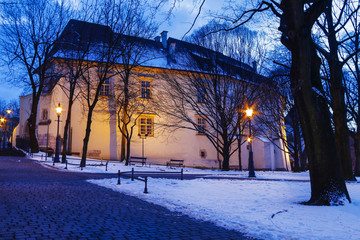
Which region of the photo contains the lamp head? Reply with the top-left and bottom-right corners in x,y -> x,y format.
247,137 -> 251,143
6,109 -> 11,114
56,103 -> 62,116
0,117 -> 4,123
246,109 -> 253,117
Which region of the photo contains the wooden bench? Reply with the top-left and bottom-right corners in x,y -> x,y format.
166,159 -> 184,167
129,156 -> 147,166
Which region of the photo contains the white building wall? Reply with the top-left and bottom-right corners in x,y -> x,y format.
18,66 -> 290,170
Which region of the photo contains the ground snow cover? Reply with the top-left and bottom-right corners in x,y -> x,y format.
33,154 -> 360,240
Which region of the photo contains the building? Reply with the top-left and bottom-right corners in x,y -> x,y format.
15,20 -> 290,170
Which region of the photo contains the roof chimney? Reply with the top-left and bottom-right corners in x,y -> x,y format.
155,36 -> 160,42
161,31 -> 168,49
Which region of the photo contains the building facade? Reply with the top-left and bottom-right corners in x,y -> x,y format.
16,20 -> 290,170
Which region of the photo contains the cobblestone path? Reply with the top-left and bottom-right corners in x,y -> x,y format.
0,156 -> 254,240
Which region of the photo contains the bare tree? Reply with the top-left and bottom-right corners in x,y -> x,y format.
188,22 -> 270,170
211,0 -> 350,204
313,0 -> 359,181
341,0 -> 360,176
53,18 -> 99,164
111,25 -> 158,164
113,71 -> 154,165
78,32 -> 119,168
76,0 -> 159,167
0,0 -> 71,152
157,29 -> 264,170
258,46 -> 308,172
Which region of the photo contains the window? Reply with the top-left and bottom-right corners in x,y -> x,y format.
196,116 -> 206,135
41,109 -> 48,120
200,150 -> 207,158
138,116 -> 154,136
140,80 -> 151,99
196,85 -> 206,103
100,78 -> 110,96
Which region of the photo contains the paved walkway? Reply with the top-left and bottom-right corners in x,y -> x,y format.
0,156 -> 254,240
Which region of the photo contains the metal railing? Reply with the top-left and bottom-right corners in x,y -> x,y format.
30,152 -> 111,171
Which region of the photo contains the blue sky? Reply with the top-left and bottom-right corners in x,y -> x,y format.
158,0 -> 221,39
0,82 -> 23,103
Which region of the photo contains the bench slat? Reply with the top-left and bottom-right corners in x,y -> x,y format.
166,159 -> 184,167
129,156 -> 147,166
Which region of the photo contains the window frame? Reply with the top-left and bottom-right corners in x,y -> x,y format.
138,115 -> 154,137
140,80 -> 151,99
139,76 -> 153,100
41,109 -> 48,121
100,78 -> 111,96
196,116 -> 207,135
195,79 -> 207,104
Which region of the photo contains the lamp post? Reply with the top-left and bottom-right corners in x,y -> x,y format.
138,133 -> 148,159
0,117 -> 4,149
6,109 -> 12,148
246,108 -> 256,178
54,103 -> 62,163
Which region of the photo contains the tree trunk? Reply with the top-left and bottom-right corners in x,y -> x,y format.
325,5 -> 354,181
221,140 -> 231,171
329,67 -> 354,180
282,0 -> 350,205
292,120 -> 301,172
125,136 -> 131,166
237,133 -> 242,171
61,97 -> 74,163
354,132 -> 360,176
120,77 -> 130,162
354,30 -> 360,177
120,118 -> 127,162
300,147 -> 307,171
292,151 -> 300,172
80,107 -> 94,168
28,93 -> 41,153
292,43 -> 350,205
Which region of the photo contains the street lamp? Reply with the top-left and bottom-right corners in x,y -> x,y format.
6,110 -> 12,147
54,103 -> 62,163
246,108 -> 256,178
0,117 -> 5,149
138,133 -> 148,159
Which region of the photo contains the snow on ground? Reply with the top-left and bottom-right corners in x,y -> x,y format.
32,153 -> 360,240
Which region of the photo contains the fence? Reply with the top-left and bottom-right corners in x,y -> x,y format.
29,152 -> 110,171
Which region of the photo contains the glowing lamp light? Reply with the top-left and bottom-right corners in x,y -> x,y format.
0,117 -> 4,123
246,109 -> 253,117
247,137 -> 251,143
6,109 -> 11,114
56,103 -> 62,116
54,103 -> 62,163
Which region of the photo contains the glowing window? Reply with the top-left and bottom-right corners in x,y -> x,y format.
140,80 -> 151,99
100,78 -> 110,96
138,116 -> 154,136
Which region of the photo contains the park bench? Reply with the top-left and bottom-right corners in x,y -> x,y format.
40,147 -> 54,157
129,156 -> 147,166
166,159 -> 184,167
